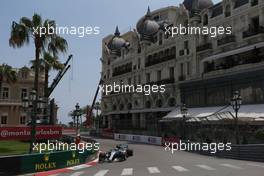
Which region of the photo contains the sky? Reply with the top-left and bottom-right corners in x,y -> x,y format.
0,0 -> 220,124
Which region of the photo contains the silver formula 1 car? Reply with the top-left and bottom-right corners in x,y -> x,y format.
99,144 -> 133,162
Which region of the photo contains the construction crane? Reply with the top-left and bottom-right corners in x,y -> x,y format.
48,54 -> 73,97
48,54 -> 73,124
85,79 -> 103,127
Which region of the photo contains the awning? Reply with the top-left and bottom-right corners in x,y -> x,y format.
202,42 -> 264,63
162,104 -> 264,122
130,107 -> 174,113
103,107 -> 174,116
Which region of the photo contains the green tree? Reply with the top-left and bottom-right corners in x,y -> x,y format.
0,64 -> 17,99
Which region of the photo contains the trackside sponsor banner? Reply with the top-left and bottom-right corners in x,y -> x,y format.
114,133 -> 162,145
0,126 -> 62,140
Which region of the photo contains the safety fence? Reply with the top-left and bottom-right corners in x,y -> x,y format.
114,133 -> 162,145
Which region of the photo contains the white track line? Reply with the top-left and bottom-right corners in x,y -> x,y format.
196,164 -> 216,171
172,166 -> 189,172
220,163 -> 242,169
247,163 -> 264,168
70,171 -> 85,176
121,168 -> 133,175
147,167 -> 160,174
94,169 -> 109,176
68,164 -> 91,170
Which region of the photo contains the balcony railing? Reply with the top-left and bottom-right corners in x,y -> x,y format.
179,50 -> 184,56
204,55 -> 264,74
112,68 -> 132,77
0,99 -> 21,104
243,26 -> 264,38
145,54 -> 175,67
217,35 -> 236,46
196,43 -> 212,52
234,0 -> 249,9
112,63 -> 132,77
145,78 -> 175,85
179,49 -> 189,56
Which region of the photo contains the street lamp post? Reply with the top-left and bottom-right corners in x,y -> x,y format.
230,91 -> 242,144
180,104 -> 188,140
94,102 -> 100,135
22,90 -> 46,153
74,103 -> 81,136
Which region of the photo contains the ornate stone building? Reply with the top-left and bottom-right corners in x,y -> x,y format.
101,0 -> 264,135
0,67 -> 58,126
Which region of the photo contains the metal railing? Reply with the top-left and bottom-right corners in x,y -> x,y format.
243,26 -> 264,38
0,98 -> 21,103
196,43 -> 212,52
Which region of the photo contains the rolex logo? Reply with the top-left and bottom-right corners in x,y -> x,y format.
72,151 -> 76,158
44,154 -> 49,162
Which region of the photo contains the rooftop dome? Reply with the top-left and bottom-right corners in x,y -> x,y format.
136,7 -> 160,42
107,26 -> 129,56
183,0 -> 213,11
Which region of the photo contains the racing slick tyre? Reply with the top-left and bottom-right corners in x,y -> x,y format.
127,149 -> 133,157
99,152 -> 106,162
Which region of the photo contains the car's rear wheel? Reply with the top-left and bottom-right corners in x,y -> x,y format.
127,149 -> 133,156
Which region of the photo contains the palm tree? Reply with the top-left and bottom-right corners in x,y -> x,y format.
9,14 -> 63,153
0,64 -> 17,99
45,35 -> 68,99
68,105 -> 94,127
9,14 -> 55,101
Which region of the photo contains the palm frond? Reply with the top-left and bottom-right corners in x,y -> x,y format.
9,21 -> 30,48
32,13 -> 42,28
48,35 -> 68,56
0,64 -> 18,83
20,17 -> 32,29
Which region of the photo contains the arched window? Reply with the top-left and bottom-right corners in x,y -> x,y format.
203,14 -> 208,26
168,98 -> 176,107
159,51 -> 164,59
159,32 -> 163,45
165,49 -> 170,56
153,53 -> 158,59
170,46 -> 176,56
134,100 -> 138,107
225,5 -> 231,17
127,103 -> 132,110
119,104 -> 124,110
145,101 -> 151,108
156,99 -> 163,108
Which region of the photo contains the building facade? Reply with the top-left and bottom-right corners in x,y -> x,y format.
101,0 -> 264,135
0,66 -> 52,126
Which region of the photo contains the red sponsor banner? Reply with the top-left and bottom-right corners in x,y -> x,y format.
162,137 -> 180,146
62,128 -> 76,135
0,126 -> 62,140
101,132 -> 114,139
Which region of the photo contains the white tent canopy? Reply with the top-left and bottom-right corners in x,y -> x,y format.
162,104 -> 264,122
